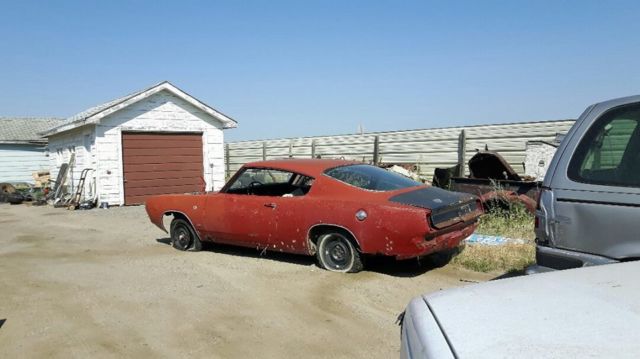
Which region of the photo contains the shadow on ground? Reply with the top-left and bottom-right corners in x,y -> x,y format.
156,237 -> 440,278
492,269 -> 526,281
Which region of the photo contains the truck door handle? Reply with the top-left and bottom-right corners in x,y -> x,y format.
264,203 -> 277,209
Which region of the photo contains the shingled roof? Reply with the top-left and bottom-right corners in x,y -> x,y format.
0,117 -> 64,145
42,81 -> 237,136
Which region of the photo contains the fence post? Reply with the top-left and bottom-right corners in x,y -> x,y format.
225,143 -> 230,179
457,130 -> 466,176
262,142 -> 267,161
373,136 -> 380,165
311,139 -> 316,158
289,140 -> 293,158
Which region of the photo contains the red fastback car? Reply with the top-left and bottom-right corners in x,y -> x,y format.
145,159 -> 482,273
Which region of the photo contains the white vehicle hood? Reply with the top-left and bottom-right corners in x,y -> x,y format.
424,261 -> 640,358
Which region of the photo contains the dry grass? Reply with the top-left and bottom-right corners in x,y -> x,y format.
453,203 -> 536,273
453,243 -> 535,273
475,204 -> 535,241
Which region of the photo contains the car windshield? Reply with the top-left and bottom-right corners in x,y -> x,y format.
324,164 -> 422,191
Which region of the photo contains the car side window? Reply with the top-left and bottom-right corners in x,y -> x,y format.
226,168 -> 314,196
229,168 -> 293,189
568,103 -> 640,188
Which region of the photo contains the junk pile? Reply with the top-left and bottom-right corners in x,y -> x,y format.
433,150 -> 540,213
3,153 -> 98,210
0,183 -> 26,205
47,154 -> 97,210
32,171 -> 50,188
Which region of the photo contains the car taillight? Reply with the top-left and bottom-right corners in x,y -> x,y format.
535,186 -> 550,210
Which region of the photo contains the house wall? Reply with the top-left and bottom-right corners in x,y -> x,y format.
47,126 -> 97,198
0,144 -> 50,183
95,90 -> 225,205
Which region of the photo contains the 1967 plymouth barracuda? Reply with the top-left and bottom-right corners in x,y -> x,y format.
145,159 -> 482,273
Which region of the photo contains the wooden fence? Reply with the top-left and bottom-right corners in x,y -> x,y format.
226,120 -> 576,180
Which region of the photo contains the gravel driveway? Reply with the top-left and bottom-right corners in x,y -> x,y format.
0,204 -> 490,358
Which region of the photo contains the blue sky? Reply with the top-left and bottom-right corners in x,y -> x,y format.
1,1 -> 640,141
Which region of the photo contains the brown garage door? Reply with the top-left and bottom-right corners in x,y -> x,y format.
122,132 -> 204,205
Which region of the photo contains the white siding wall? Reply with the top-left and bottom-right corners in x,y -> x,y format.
95,90 -> 225,205
48,127 -> 96,196
0,144 -> 50,183
524,141 -> 558,181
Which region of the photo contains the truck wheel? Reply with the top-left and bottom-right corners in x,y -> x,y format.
170,218 -> 202,252
316,232 -> 363,273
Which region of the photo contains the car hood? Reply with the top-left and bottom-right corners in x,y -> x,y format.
468,150 -> 521,181
422,262 -> 640,358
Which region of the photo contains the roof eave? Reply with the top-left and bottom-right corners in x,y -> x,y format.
41,121 -> 90,137
85,83 -> 239,127
162,82 -> 238,128
44,81 -> 238,136
0,140 -> 48,145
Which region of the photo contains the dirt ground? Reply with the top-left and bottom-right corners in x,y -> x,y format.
0,203 -> 492,358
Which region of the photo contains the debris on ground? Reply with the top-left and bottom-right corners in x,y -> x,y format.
465,233 -> 527,246
0,183 -> 25,205
32,171 -> 50,188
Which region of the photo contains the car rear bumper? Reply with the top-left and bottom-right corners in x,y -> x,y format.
530,244 -> 619,272
395,220 -> 477,260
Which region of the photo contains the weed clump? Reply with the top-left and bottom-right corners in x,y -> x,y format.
453,200 -> 536,273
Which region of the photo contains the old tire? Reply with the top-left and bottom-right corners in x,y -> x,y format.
170,218 -> 202,252
427,247 -> 460,268
316,232 -> 363,273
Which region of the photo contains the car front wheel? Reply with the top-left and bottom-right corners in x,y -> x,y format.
316,232 -> 363,273
170,218 -> 202,252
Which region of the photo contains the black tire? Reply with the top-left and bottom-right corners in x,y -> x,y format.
427,247 -> 461,268
316,232 -> 363,273
170,218 -> 202,252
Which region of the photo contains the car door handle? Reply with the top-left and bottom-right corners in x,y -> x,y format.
264,203 -> 277,209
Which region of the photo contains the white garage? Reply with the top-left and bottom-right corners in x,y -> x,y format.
42,81 -> 237,206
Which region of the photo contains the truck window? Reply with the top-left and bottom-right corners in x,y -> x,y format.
568,103 -> 640,188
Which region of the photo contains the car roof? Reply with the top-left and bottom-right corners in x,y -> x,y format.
243,159 -> 361,177
420,261 -> 640,357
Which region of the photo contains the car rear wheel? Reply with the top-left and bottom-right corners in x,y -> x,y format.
316,232 -> 363,273
170,218 -> 202,252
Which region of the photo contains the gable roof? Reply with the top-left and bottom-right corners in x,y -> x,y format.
0,117 -> 65,145
42,81 -> 238,136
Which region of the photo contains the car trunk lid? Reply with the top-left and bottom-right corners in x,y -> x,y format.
389,186 -> 480,229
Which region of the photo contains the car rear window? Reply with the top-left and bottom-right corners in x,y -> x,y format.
324,164 -> 422,191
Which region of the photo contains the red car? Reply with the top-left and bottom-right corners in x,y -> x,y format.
145,159 -> 482,273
